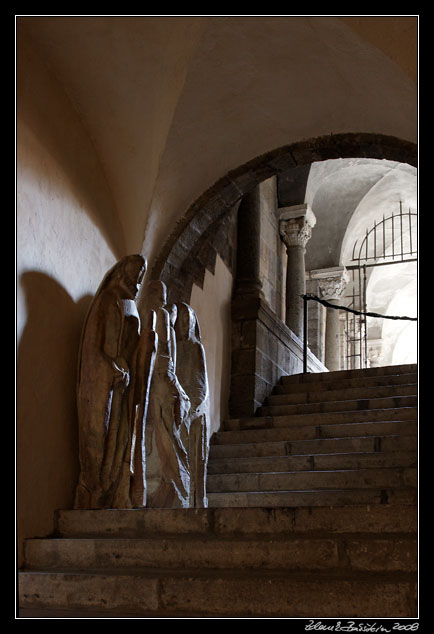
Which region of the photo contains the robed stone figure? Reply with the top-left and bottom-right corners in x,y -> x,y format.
144,281 -> 192,508
175,302 -> 210,508
74,254 -> 150,509
74,259 -> 211,510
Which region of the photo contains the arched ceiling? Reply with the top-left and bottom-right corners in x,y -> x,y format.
17,15 -> 417,268
300,158 -> 417,271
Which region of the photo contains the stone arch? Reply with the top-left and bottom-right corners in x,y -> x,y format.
151,132 -> 416,304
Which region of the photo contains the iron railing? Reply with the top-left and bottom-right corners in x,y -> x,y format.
344,203 -> 417,369
301,293 -> 417,374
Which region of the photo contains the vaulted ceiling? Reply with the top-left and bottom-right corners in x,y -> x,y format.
18,16 -> 417,267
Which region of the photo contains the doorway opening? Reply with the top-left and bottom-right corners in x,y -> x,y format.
343,203 -> 417,369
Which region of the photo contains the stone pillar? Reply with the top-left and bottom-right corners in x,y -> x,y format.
230,193 -> 326,418
305,275 -> 327,364
234,186 -> 263,299
279,205 -> 316,339
313,267 -> 349,372
230,185 -> 264,417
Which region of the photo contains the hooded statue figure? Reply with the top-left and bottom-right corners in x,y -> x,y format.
144,281 -> 191,508
74,254 -> 147,509
175,302 -> 210,508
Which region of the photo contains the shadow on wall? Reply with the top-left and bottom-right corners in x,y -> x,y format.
17,271 -> 92,564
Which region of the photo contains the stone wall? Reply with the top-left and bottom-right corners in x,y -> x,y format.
230,294 -> 327,417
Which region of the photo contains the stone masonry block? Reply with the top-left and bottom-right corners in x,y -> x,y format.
232,348 -> 256,375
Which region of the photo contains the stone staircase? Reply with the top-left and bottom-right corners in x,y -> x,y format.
18,363 -> 418,618
207,363 -> 418,509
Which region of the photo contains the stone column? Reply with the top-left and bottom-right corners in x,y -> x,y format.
230,185 -> 264,417
314,267 -> 349,372
279,205 -> 316,339
234,186 -> 263,298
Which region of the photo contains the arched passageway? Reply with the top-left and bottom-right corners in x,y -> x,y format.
152,132 -> 416,298
150,133 -> 417,418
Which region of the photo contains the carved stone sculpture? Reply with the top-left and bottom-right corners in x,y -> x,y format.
175,302 -> 210,508
74,265 -> 212,510
144,281 -> 191,508
74,254 -> 147,509
129,309 -> 158,507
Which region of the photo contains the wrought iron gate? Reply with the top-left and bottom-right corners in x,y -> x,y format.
344,202 -> 417,369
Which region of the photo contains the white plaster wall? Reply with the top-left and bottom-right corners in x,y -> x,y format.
190,256 -> 234,437
19,16 -> 207,255
17,30 -> 122,564
370,264 -> 417,366
17,29 -> 124,332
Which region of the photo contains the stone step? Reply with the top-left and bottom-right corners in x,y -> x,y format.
267,382 -> 417,406
206,467 -> 417,493
23,532 -> 417,573
53,505 -> 418,538
208,450 -> 418,474
209,433 -> 417,459
259,394 -> 417,417
281,364 -> 417,386
214,419 -> 417,446
274,372 -> 418,395
224,405 -> 417,432
207,487 -> 417,508
18,567 -> 418,617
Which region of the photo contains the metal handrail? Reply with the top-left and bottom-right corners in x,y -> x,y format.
301,293 -> 417,373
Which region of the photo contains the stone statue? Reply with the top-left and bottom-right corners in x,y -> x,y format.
144,281 -> 191,508
74,254 -> 147,509
175,302 -> 210,508
129,308 -> 158,507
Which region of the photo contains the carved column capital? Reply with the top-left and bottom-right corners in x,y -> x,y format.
279,204 -> 316,251
310,266 -> 350,302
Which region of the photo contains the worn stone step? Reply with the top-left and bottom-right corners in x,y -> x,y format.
18,567 -> 418,617
206,466 -> 417,493
54,505 -> 418,538
23,532 -> 417,573
287,433 -> 417,455
281,364 -> 417,386
268,382 -> 417,406
207,487 -> 418,508
274,372 -> 418,395
209,433 -> 417,459
208,450 -> 418,475
26,537 -> 343,571
225,405 -> 417,432
259,394 -> 417,417
214,419 -> 417,446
